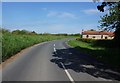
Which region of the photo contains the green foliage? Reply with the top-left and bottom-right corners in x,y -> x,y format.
2,29 -> 75,62
98,3 -> 120,31
76,38 -> 95,43
1,28 -> 10,34
97,2 -> 120,47
12,30 -> 37,35
89,29 -> 96,31
69,39 -> 104,50
1,29 -> 79,62
76,38 -> 116,48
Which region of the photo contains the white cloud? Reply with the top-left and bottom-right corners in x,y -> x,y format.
47,11 -> 77,19
47,11 -> 58,17
41,8 -> 47,11
59,12 -> 77,19
82,9 -> 99,14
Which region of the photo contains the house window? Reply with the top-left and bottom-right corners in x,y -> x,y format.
86,35 -> 89,38
105,37 -> 107,39
101,35 -> 103,39
93,36 -> 95,39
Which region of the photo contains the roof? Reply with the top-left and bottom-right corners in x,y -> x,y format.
82,31 -> 114,36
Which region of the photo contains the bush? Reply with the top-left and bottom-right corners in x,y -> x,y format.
76,38 -> 95,43
76,38 -> 116,48
92,40 -> 114,48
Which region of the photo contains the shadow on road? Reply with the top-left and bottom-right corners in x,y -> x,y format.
50,46 -> 120,81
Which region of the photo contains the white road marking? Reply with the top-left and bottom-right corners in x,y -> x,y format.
54,47 -> 56,52
54,43 -> 74,83
60,62 -> 75,83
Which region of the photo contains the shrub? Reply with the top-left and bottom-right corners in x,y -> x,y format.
76,38 -> 116,48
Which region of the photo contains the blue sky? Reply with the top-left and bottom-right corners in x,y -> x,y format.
2,2 -> 107,34
2,0 -> 103,2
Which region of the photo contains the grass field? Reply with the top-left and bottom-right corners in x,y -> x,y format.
68,39 -> 120,68
1,33 -> 75,62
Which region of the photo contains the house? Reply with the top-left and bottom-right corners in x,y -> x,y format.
82,30 -> 114,39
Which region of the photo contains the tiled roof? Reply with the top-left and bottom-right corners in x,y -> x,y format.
82,31 -> 114,36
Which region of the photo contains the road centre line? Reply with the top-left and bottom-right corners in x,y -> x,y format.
53,43 -> 75,83
60,62 -> 75,83
54,47 -> 56,52
53,44 -> 56,52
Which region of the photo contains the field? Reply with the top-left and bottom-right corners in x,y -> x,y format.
1,32 -> 75,62
68,39 -> 120,68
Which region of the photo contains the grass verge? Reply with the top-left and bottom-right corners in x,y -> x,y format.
2,33 -> 75,62
68,39 -> 120,68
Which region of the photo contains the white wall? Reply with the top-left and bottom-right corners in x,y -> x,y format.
82,35 -> 101,39
103,35 -> 114,39
82,35 -> 114,39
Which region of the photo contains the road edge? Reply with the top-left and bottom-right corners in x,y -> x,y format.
0,38 -> 73,69
0,41 -> 48,69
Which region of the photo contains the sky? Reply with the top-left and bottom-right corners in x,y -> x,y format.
2,0 -> 103,2
2,2 -> 108,34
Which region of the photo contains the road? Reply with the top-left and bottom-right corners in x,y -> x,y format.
2,38 -> 120,82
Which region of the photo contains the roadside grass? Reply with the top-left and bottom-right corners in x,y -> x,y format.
68,39 -> 105,50
68,39 -> 120,68
2,33 -> 75,62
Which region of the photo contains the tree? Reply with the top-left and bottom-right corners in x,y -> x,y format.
1,28 -> 10,34
96,1 -> 120,47
89,29 -> 96,31
12,30 -> 30,35
29,31 -> 37,35
12,30 -> 21,34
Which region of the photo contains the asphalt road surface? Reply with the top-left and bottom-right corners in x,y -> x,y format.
2,38 -> 120,82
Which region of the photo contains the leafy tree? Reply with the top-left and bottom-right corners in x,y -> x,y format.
1,28 -> 10,34
12,30 -> 29,35
95,1 -> 120,47
29,31 -> 37,35
12,30 -> 21,34
89,29 -> 96,31
31,31 -> 36,34
12,30 -> 38,35
20,30 -> 29,34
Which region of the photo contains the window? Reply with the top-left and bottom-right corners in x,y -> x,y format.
105,37 -> 107,39
101,35 -> 103,39
93,36 -> 95,38
86,35 -> 89,38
